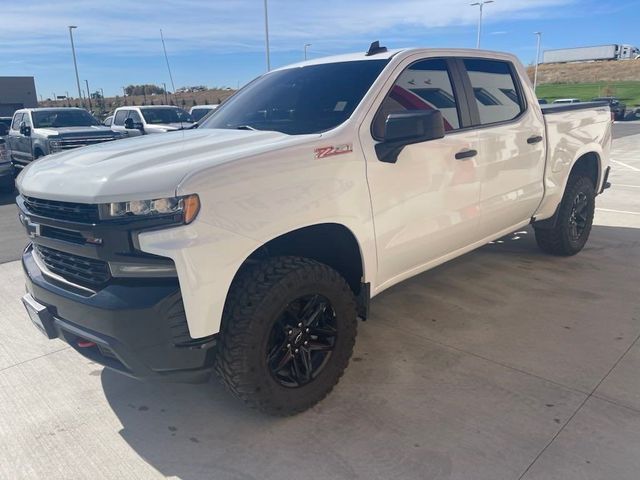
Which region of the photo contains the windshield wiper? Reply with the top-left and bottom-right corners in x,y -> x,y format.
234,125 -> 257,131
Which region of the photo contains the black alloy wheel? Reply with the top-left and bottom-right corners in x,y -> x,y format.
267,294 -> 337,388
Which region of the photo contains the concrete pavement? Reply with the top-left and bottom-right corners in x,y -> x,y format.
0,130 -> 639,479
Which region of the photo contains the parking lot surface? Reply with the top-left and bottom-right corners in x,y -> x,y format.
0,125 -> 639,479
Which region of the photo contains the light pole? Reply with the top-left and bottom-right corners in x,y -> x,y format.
68,26 -> 83,106
263,0 -> 271,71
533,32 -> 542,91
470,1 -> 494,49
85,79 -> 92,110
304,43 -> 312,60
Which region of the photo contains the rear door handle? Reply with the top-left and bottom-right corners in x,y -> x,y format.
527,135 -> 543,144
455,149 -> 477,160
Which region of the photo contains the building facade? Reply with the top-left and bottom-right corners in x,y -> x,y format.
0,77 -> 38,116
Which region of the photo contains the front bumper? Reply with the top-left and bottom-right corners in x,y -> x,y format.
22,246 -> 217,383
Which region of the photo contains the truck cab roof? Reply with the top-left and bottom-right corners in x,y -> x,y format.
274,47 -> 520,71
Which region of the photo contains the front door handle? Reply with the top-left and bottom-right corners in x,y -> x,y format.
455,149 -> 478,160
527,135 -> 543,144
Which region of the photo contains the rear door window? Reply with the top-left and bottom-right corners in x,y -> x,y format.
463,59 -> 524,125
373,58 -> 461,138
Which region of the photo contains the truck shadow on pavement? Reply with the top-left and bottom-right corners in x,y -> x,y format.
100,224 -> 640,480
0,188 -> 17,206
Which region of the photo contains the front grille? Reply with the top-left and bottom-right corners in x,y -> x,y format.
55,136 -> 118,150
40,225 -> 86,245
35,245 -> 110,288
23,196 -> 100,223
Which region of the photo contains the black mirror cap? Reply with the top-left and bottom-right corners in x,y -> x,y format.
384,110 -> 445,143
124,118 -> 134,129
376,110 -> 445,163
19,122 -> 31,136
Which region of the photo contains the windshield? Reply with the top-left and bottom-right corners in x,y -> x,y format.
32,110 -> 100,128
201,60 -> 389,135
141,108 -> 193,124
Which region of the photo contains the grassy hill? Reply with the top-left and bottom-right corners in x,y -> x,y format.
535,82 -> 640,105
527,60 -> 640,106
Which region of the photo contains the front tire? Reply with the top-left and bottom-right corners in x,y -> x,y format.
215,256 -> 357,416
534,174 -> 595,256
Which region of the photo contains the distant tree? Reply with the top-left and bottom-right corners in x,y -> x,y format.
192,99 -> 197,106
124,84 -> 165,96
204,98 -> 209,105
181,99 -> 186,106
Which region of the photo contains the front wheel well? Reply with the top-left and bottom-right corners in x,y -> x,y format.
242,223 -> 365,297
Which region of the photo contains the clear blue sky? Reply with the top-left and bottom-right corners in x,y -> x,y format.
1,0 -> 638,100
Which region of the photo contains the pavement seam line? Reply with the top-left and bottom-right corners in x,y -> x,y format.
376,318 -> 590,397
0,345 -> 71,374
517,332 -> 640,480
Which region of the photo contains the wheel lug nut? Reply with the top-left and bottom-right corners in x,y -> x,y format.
295,349 -> 299,353
304,341 -> 308,346
287,343 -> 291,348
298,323 -> 303,327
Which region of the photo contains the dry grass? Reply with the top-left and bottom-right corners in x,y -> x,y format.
526,59 -> 640,84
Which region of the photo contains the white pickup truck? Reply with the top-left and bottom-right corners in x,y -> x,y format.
16,44 -> 611,416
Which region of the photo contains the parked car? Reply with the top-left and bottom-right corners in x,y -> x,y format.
103,115 -> 114,127
0,117 -> 12,137
110,106 -> 194,137
6,108 -> 122,171
0,137 -> 13,192
592,97 -> 626,120
552,98 -> 581,104
189,105 -> 218,122
16,45 -> 612,416
538,99 -> 548,105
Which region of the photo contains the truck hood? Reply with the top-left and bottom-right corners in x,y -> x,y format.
36,126 -> 116,137
17,129 -> 319,203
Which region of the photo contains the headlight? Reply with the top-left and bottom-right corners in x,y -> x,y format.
48,139 -> 62,153
103,194 -> 200,224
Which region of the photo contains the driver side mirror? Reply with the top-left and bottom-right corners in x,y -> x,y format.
124,118 -> 144,131
0,124 -> 8,136
19,121 -> 31,137
375,110 -> 445,163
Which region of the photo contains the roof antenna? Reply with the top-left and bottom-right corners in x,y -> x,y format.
366,41 -> 388,56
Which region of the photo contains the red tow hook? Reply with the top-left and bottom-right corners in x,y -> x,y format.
77,340 -> 96,348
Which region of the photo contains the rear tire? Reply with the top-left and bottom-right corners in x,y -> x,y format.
534,174 -> 595,256
215,256 -> 357,416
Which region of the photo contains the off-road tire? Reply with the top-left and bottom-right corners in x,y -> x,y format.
534,174 -> 595,256
214,256 -> 357,416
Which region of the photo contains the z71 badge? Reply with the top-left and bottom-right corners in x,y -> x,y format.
314,144 -> 353,159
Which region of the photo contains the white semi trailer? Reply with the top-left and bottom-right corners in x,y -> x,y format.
543,44 -> 639,64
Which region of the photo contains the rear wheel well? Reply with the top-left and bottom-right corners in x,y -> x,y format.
570,152 -> 599,188
243,223 -> 365,296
